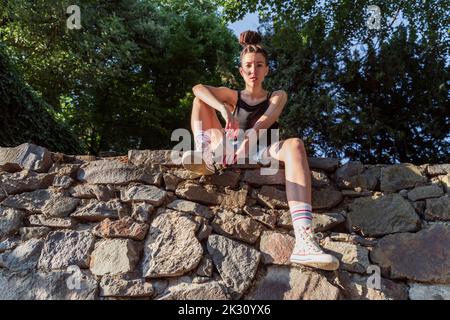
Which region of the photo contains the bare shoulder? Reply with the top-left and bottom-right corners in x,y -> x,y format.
270,90 -> 288,104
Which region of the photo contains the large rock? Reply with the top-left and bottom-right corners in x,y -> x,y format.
243,169 -> 285,186
0,269 -> 97,300
1,189 -> 80,217
407,184 -> 444,201
38,230 -> 95,270
158,279 -> 229,300
312,212 -> 346,232
175,181 -> 223,205
0,238 -> 44,271
424,195 -> 450,221
439,173 -> 450,193
220,187 -> 248,209
427,164 -> 450,176
69,183 -> 117,201
76,159 -> 161,185
380,164 -> 427,192
255,185 -> 288,209
71,199 -> 128,221
199,170 -> 241,188
408,283 -> 450,300
211,210 -> 264,244
128,149 -> 182,167
335,271 -> 408,300
243,205 -> 277,229
312,187 -> 343,210
0,143 -> 53,173
142,209 -> 203,278
246,265 -> 340,300
0,170 -> 55,195
92,217 -> 149,241
370,224 -> 450,283
120,184 -> 167,206
321,240 -> 371,274
334,161 -> 364,189
0,206 -> 24,238
90,239 -> 141,276
166,199 -> 214,219
308,157 -> 340,173
346,193 -> 421,237
259,231 -> 295,265
207,234 -> 261,299
99,274 -> 154,297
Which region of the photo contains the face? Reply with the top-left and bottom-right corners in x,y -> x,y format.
239,52 -> 269,87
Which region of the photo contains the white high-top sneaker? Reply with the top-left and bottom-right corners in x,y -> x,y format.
290,225 -> 340,271
181,142 -> 217,175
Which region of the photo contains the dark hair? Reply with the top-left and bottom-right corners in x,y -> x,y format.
239,30 -> 269,66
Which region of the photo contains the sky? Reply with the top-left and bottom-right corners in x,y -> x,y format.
227,12 -> 260,37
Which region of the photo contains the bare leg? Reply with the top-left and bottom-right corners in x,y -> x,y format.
190,97 -> 225,150
266,138 -> 312,207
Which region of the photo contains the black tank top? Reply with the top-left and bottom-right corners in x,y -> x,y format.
233,90 -> 279,147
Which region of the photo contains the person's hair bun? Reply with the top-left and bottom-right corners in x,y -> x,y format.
239,30 -> 262,47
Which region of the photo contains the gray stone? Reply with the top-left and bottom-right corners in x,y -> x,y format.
76,159 -> 160,185
28,215 -> 76,229
0,269 -> 97,300
90,239 -> 141,276
71,199 -> 128,221
166,199 -> 213,219
19,227 -> 51,241
439,173 -> 450,193
0,143 -> 53,173
1,189 -> 79,218
175,181 -> 223,205
334,161 -> 364,189
0,238 -> 20,253
321,240 -> 371,274
162,172 -> 182,191
380,164 -> 427,192
347,193 -> 421,237
100,274 -> 154,297
199,170 -> 241,188
312,212 -> 346,232
0,207 -> 24,238
142,209 -> 203,278
246,265 -> 340,300
370,224 -> 450,283
211,210 -> 264,244
131,202 -> 154,223
220,187 -> 248,209
408,283 -> 450,300
312,187 -> 343,210
207,234 -> 261,299
0,238 -> 44,271
53,175 -> 75,189
120,184 -> 167,206
158,279 -> 228,300
243,169 -> 285,186
407,184 -> 444,201
427,164 -> 450,176
243,205 -> 277,229
308,157 -> 340,173
335,271 -> 408,300
255,185 -> 288,209
69,183 -> 117,201
128,149 -> 182,167
425,195 -> 450,221
196,256 -> 213,277
0,170 -> 55,194
38,230 -> 95,270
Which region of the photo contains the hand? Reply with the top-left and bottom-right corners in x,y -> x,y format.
221,103 -> 239,140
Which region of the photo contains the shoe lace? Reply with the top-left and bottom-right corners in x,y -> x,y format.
295,226 -> 323,254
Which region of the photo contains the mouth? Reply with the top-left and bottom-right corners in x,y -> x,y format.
249,77 -> 257,81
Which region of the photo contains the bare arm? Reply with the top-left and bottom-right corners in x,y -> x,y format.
192,84 -> 235,115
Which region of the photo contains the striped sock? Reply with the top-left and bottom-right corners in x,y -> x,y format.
290,203 -> 313,229
194,130 -> 211,151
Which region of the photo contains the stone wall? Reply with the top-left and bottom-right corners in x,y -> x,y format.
0,143 -> 449,300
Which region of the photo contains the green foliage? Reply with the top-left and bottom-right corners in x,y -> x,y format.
216,0 -> 449,164
0,42 -> 84,153
1,0 -> 239,154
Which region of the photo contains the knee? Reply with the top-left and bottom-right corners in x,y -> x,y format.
286,138 -> 306,155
